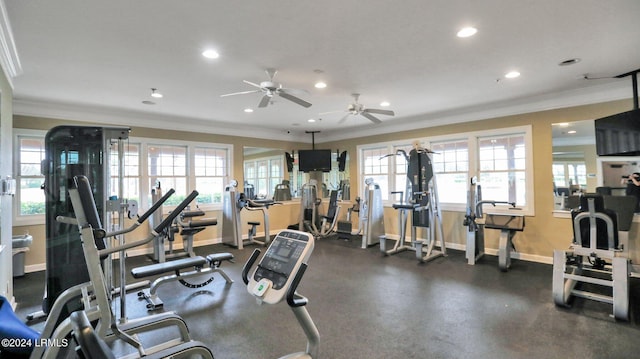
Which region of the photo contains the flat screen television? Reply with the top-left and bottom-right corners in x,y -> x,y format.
298,149 -> 332,172
595,108 -> 640,156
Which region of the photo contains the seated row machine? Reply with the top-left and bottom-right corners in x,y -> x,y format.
552,193 -> 636,320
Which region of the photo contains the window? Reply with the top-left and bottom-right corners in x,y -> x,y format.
431,140 -> 469,204
478,134 -> 526,205
148,144 -> 188,205
15,133 -> 46,220
359,125 -> 534,214
552,161 -> 586,189
13,131 -> 232,224
110,142 -> 140,204
243,155 -> 283,198
194,147 -> 227,204
361,146 -> 391,200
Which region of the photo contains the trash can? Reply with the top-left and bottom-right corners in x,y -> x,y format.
12,234 -> 33,277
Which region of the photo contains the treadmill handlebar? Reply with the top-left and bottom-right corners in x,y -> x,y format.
137,188 -> 175,224
154,190 -> 199,234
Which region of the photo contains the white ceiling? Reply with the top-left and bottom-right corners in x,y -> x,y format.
3,0 -> 640,143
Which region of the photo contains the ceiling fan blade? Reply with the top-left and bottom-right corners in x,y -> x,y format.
243,80 -> 263,89
338,114 -> 350,124
258,94 -> 271,108
361,112 -> 382,124
364,108 -> 395,116
220,89 -> 260,97
280,87 -> 310,96
277,91 -> 312,108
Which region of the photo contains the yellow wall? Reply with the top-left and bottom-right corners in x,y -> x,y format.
13,98 -> 640,270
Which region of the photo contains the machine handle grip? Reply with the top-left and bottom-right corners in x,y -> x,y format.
153,190 -> 198,233
287,263 -> 309,307
137,188 -> 175,224
242,249 -> 261,285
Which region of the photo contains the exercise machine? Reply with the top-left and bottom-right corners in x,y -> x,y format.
380,146 -> 446,262
242,229 -> 319,359
381,191 -> 412,255
223,179 -> 278,249
133,205 -> 233,310
296,180 -> 322,234
132,249 -> 233,310
151,183 -> 218,263
336,197 -> 360,240
246,196 -> 279,245
31,125 -> 131,323
463,176 -> 523,271
29,176 -> 198,358
360,178 -> 384,248
70,310 -> 213,359
274,180 -> 292,201
552,194 -> 636,320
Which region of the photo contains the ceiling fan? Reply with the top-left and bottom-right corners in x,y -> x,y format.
220,68 -> 312,108
322,93 -> 395,124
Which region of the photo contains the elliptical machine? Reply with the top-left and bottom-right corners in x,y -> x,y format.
243,229 -> 319,359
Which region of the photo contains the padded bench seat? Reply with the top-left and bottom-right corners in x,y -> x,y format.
206,253 -> 234,264
132,256 -> 207,279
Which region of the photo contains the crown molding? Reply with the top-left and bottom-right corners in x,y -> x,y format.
317,80 -> 633,143
12,97 -> 298,142
13,80 -> 632,145
0,0 -> 22,88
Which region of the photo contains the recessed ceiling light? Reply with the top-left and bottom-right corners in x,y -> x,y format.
308,118 -> 316,123
314,82 -> 327,89
244,108 -> 253,113
556,122 -> 569,127
505,71 -> 521,79
457,27 -> 478,38
567,130 -> 577,134
202,49 -> 220,59
150,88 -> 163,98
380,101 -> 390,107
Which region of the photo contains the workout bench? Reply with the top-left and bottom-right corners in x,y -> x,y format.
132,252 -> 234,310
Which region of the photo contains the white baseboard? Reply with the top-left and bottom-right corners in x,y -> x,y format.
23,233 -> 553,273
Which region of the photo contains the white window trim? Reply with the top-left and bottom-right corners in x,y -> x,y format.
357,125 -> 535,216
12,132 -> 233,226
13,129 -> 47,226
134,136 -> 233,212
243,154 -> 284,198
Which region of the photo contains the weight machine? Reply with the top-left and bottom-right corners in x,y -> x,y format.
463,176 -> 524,271
33,125 -> 135,323
223,179 -> 277,249
552,194 -> 636,320
380,146 -> 446,262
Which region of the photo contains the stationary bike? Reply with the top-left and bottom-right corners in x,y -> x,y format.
242,229 -> 319,359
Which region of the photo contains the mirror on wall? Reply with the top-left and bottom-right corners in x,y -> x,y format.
551,120 -> 597,209
242,147 -> 350,200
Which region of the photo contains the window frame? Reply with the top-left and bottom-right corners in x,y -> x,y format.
243,154 -> 283,199
13,129 -> 48,226
358,125 -> 534,215
13,132 -> 233,225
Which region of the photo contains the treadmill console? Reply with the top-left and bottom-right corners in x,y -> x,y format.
247,230 -> 314,304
